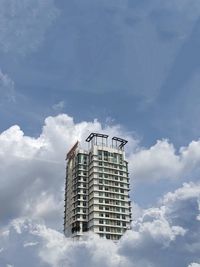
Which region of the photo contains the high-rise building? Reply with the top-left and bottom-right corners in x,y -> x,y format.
64,133 -> 132,241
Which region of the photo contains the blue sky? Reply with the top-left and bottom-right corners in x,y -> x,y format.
0,1 -> 200,267
1,0 -> 200,146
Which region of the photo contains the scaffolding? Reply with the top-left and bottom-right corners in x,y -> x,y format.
85,133 -> 109,148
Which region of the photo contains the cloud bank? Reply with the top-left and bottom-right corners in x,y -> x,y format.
0,182 -> 199,267
0,114 -> 200,266
0,114 -> 135,229
1,114 -> 200,228
129,138 -> 200,181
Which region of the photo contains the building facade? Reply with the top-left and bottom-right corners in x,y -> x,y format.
64,133 -> 132,241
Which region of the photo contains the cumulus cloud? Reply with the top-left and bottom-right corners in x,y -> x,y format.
188,263 -> 200,267
0,115 -> 199,266
1,112 -> 200,233
0,114 -> 135,229
0,182 -> 199,267
129,138 -> 200,181
1,113 -> 200,231
0,0 -> 59,55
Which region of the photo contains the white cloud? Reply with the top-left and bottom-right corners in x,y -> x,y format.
1,112 -> 200,236
1,113 -> 200,231
0,114 -> 135,229
0,112 -> 199,267
129,138 -> 200,181
0,0 -> 59,55
0,182 -> 199,267
129,139 -> 182,180
188,263 -> 200,267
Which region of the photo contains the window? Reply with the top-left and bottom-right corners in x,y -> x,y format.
99,213 -> 104,217
104,151 -> 108,157
78,154 -> 81,163
99,206 -> 103,210
99,186 -> 103,190
122,222 -> 126,227
99,219 -> 104,224
106,234 -> 110,239
99,226 -> 104,232
99,199 -> 103,203
106,227 -> 110,232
